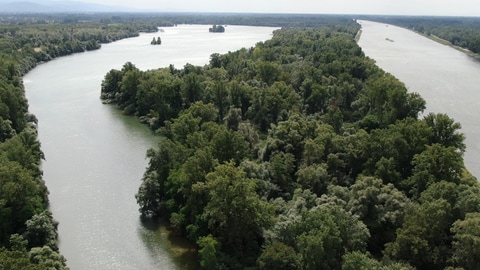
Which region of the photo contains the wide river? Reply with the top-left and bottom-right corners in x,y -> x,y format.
358,20 -> 480,178
24,25 -> 277,270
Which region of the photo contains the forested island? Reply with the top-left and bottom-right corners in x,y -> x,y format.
1,11 -> 480,270
102,16 -> 480,270
209,24 -> 226,33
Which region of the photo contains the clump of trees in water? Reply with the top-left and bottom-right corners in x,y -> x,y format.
151,36 -> 162,45
209,24 -> 225,33
102,19 -> 480,270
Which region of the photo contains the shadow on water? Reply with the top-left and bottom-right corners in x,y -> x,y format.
139,216 -> 200,270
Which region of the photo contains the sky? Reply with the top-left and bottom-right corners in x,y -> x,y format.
79,0 -> 480,16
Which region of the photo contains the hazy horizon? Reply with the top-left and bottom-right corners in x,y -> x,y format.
76,0 -> 480,16
1,0 -> 480,16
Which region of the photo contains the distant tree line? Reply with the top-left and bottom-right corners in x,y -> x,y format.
102,19 -> 480,270
160,13 -> 360,28
0,14 -> 165,74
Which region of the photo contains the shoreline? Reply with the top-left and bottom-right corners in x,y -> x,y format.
422,33 -> 480,61
356,20 -> 480,62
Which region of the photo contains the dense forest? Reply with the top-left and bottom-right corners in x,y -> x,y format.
360,16 -> 480,55
101,17 -> 480,270
1,11 -> 480,269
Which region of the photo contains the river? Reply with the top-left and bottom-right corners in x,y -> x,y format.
358,20 -> 480,178
23,24 -> 277,270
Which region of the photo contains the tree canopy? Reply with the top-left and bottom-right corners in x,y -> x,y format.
98,18 -> 480,269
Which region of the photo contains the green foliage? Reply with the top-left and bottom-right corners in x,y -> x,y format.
424,113 -> 466,152
267,152 -> 297,197
9,234 -> 28,253
257,241 -> 299,270
0,127 -> 46,179
120,17 -> 478,270
360,74 -> 426,127
347,176 -> 412,255
404,144 -> 463,198
364,117 -> 432,183
249,82 -> 300,132
15,11 -> 480,269
24,211 -> 59,250
451,213 -> 480,270
200,162 -> 274,263
3,12 -> 476,270
29,246 -> 68,270
209,25 -> 225,33
0,157 -> 44,244
0,15 -> 162,75
0,16 -> 164,253
273,205 -> 369,270
197,234 -> 221,270
0,248 -> 50,270
296,163 -> 330,196
342,251 -> 382,270
2,13 -> 164,268
342,251 -> 415,270
385,199 -> 454,269
151,36 -> 162,45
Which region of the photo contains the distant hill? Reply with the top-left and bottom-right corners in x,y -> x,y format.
0,0 -> 135,13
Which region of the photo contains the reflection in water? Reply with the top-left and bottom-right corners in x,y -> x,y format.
139,217 -> 199,270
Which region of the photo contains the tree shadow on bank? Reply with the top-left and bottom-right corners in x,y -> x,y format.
139,216 -> 200,270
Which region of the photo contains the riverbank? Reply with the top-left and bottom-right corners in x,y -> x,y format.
354,29 -> 363,42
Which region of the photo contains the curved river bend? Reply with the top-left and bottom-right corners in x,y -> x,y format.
358,20 -> 480,178
24,25 -> 277,270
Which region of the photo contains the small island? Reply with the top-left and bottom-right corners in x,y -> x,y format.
209,24 -> 225,33
151,36 -> 162,45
